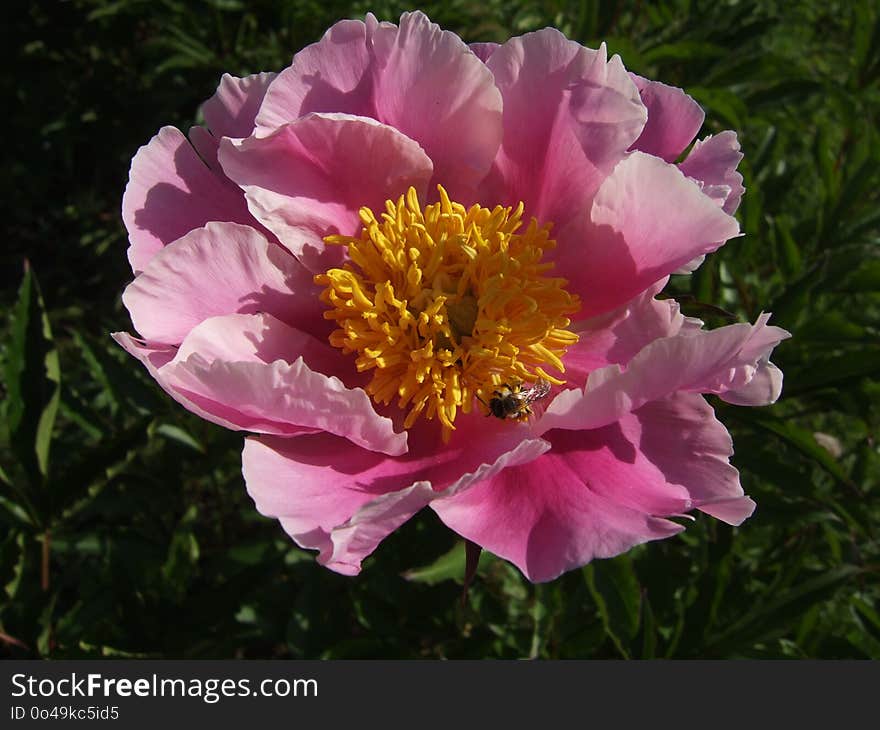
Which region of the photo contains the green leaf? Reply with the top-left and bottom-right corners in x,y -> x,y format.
723,408 -> 854,488
785,350 -> 880,397
0,494 -> 33,529
639,596 -> 657,659
687,87 -> 748,129
773,216 -> 802,278
3,262 -> 61,521
584,554 -> 642,658
795,311 -> 869,342
706,566 -> 863,654
641,41 -> 727,64
837,258 -> 880,292
402,541 -> 491,585
53,417 -> 151,519
154,423 -> 205,453
162,505 -> 201,601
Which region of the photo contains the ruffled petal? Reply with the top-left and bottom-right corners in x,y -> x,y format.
721,361 -> 784,406
183,72 -> 278,174
122,126 -> 258,273
301,481 -> 437,575
201,71 -> 277,139
170,310 -> 349,382
542,314 -> 790,432
157,313 -> 406,454
633,392 -> 755,524
244,430 -> 548,575
629,74 -> 705,162
122,222 -> 325,344
367,11 -> 503,195
243,433 -> 431,574
219,113 -> 433,271
679,130 -> 745,215
111,332 -> 251,431
560,151 -> 741,317
254,11 -> 503,196
482,31 -> 646,229
432,424 -> 685,582
434,388 -> 754,582
255,19 -> 372,132
565,279 -> 682,384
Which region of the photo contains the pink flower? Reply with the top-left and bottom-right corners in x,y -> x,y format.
114,12 -> 789,582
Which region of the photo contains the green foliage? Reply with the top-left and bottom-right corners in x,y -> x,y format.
2,0 -> 878,658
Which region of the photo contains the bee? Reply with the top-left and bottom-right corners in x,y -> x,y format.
485,379 -> 552,421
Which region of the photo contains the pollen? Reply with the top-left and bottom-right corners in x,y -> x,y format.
314,186 -> 580,441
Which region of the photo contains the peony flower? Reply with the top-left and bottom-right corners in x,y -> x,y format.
114,11 -> 789,582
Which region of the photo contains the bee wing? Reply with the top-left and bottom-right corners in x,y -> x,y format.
524,378 -> 552,403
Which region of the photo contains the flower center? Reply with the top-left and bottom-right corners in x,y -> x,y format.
314,186 -> 580,441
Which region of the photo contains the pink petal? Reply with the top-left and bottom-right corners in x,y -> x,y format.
255,19 -> 372,132
470,42 -> 499,63
183,73 -> 277,174
565,279 -> 682,383
482,31 -> 646,230
543,314 -> 790,432
672,254 -> 706,275
432,425 -> 685,583
628,74 -> 705,162
111,332 -> 250,431
201,72 -> 277,139
122,126 -> 258,273
721,361 -> 784,406
679,130 -> 745,215
187,125 -> 223,173
367,12 -> 503,195
254,12 -> 503,196
715,312 -> 787,405
560,151 -> 741,317
243,434 -> 430,574
434,389 -> 754,581
244,430 -> 548,575
171,311 -> 350,382
122,222 -> 326,344
159,313 -> 404,454
306,481 -> 437,575
633,393 -> 755,524
219,113 -> 433,272
700,313 -> 789,402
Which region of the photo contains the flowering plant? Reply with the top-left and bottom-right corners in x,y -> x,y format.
115,11 -> 788,582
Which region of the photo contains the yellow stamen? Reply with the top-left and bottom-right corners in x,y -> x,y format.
314,186 -> 580,441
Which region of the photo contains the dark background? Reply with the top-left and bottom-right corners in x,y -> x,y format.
2,0 -> 878,658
